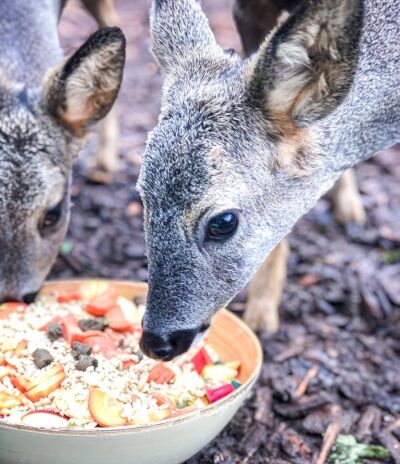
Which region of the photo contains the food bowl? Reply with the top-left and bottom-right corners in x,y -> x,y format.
0,280 -> 262,464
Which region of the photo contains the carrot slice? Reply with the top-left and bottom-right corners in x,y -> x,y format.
85,290 -> 118,317
26,370 -> 66,403
88,388 -> 127,427
147,363 -> 175,384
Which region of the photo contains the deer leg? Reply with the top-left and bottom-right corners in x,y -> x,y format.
81,0 -> 120,172
244,239 -> 289,333
331,169 -> 366,224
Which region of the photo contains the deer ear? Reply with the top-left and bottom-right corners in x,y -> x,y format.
249,0 -> 363,128
150,0 -> 219,73
45,27 -> 125,137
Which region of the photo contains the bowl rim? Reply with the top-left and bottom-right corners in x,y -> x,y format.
0,279 -> 263,436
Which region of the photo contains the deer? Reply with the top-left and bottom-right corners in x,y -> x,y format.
0,0 -> 125,303
138,0 -> 400,361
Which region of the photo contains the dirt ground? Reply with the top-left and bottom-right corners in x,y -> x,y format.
54,1 -> 400,462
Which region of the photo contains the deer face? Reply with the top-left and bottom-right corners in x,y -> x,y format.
139,0 -> 363,359
0,27 -> 125,303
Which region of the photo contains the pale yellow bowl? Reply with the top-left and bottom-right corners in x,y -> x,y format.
0,280 -> 262,464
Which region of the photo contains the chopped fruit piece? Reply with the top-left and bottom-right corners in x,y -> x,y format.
129,410 -> 152,426
79,281 -> 112,301
26,370 -> 66,403
84,335 -> 118,358
26,364 -> 64,391
78,318 -> 107,332
75,355 -> 98,371
0,392 -> 24,410
60,314 -> 81,345
21,410 -> 69,428
32,349 -> 53,369
231,380 -> 241,389
88,388 -> 127,427
10,375 -> 31,393
0,302 -> 27,320
0,365 -> 13,380
147,363 -> 175,384
0,355 -> 5,366
85,289 -> 118,317
106,306 -> 133,332
47,322 -> 63,341
122,360 -> 137,370
71,342 -> 92,360
206,384 -> 235,403
14,340 -> 28,357
150,392 -> 176,414
191,347 -> 213,374
116,297 -> 143,330
57,291 -> 81,303
225,360 -> 241,370
40,316 -> 62,332
69,330 -> 103,346
148,409 -> 170,422
202,364 -> 238,384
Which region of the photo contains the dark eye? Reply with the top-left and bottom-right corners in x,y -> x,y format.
40,201 -> 63,232
207,212 -> 238,241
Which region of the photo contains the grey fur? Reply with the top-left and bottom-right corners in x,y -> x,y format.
139,0 -> 399,344
0,0 -> 125,300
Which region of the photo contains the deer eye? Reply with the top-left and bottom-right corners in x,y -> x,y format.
206,212 -> 238,241
40,201 -> 64,233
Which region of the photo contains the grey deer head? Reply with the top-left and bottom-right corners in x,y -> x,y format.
0,27 -> 125,303
139,0 -> 363,359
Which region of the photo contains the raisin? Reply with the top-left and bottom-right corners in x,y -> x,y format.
75,355 -> 98,371
47,322 -> 63,342
32,349 -> 53,369
78,318 -> 107,332
71,342 -> 92,360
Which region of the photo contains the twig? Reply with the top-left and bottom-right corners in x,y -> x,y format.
295,365 -> 319,399
313,405 -> 342,464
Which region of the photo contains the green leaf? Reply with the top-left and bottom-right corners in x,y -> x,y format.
328,435 -> 390,464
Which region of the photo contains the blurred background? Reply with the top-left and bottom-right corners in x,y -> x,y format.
53,1 -> 400,462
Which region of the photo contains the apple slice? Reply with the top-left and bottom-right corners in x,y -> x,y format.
88,388 -> 127,427
0,365 -> 13,380
26,370 -> 66,403
22,410 -> 69,428
80,281 -> 112,301
0,392 -> 24,410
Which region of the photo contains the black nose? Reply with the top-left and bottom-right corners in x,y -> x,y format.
140,328 -> 201,361
23,291 -> 40,304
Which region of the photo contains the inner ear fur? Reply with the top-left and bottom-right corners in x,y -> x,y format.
249,0 -> 363,175
45,27 -> 126,137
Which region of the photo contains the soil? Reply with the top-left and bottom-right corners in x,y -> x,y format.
53,1 -> 400,462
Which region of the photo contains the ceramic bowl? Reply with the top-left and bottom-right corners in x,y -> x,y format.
0,280 -> 262,464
